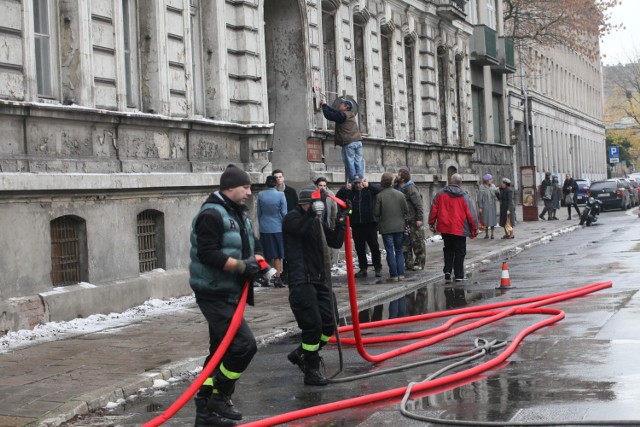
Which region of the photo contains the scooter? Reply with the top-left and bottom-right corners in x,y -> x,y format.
579,197 -> 603,226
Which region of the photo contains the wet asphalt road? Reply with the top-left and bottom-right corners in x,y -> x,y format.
65,208 -> 640,426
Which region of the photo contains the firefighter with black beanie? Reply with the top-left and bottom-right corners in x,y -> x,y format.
283,184 -> 349,385
190,164 -> 264,426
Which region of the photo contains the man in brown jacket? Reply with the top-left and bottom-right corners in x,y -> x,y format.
320,98 -> 364,184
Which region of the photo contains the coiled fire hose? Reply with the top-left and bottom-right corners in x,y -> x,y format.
144,195 -> 624,426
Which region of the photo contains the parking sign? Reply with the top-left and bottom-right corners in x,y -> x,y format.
609,146 -> 619,163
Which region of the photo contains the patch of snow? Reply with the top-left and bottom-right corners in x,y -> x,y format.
153,379 -> 170,389
426,234 -> 443,244
0,296 -> 195,353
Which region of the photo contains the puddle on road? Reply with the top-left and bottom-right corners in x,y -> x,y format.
342,283 -> 499,325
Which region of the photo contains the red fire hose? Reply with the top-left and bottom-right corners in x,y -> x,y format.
333,281 -> 610,346
238,282 -> 611,427
144,203 -> 612,426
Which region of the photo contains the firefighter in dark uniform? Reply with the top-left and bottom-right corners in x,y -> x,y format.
283,184 -> 349,385
190,164 -> 265,427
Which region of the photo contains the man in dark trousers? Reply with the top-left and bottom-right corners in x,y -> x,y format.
319,97 -> 364,183
336,175 -> 383,278
539,171 -> 553,220
283,184 -> 348,386
428,173 -> 479,282
190,164 -> 265,427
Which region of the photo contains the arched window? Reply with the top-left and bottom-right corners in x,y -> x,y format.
50,216 -> 88,286
137,210 -> 165,272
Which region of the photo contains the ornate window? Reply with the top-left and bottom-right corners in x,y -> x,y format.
381,33 -> 394,138
354,23 -> 368,133
33,0 -> 58,98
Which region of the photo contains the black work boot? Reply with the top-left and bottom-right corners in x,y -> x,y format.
303,351 -> 328,386
287,346 -> 305,373
195,393 -> 236,427
195,387 -> 212,412
207,375 -> 242,420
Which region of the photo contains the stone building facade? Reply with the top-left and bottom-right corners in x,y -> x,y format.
466,0 -> 515,186
507,42 -> 607,188
0,0 -> 514,332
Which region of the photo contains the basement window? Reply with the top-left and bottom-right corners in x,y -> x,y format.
137,210 -> 165,273
50,216 -> 88,286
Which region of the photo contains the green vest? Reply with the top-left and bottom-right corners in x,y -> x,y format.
189,202 -> 255,303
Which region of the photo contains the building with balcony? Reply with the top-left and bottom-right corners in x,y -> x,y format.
0,0 -> 511,332
507,39 -> 606,187
466,0 -> 516,186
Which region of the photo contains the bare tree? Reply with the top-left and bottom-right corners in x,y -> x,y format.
607,61 -> 640,127
504,0 -> 622,61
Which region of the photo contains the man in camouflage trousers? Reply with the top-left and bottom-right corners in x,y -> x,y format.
395,169 -> 426,270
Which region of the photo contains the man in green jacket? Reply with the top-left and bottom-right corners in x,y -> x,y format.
190,164 -> 265,427
374,172 -> 409,282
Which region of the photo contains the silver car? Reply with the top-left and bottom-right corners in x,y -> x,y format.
622,178 -> 640,207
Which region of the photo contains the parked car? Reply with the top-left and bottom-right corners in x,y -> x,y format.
587,179 -> 631,211
622,178 -> 640,207
575,178 -> 591,205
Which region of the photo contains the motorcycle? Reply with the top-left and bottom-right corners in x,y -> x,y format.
579,197 -> 603,226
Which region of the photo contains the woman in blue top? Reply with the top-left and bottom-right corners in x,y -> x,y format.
257,175 -> 287,287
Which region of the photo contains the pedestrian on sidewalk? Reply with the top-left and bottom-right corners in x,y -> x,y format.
539,171 -> 553,220
189,164 -> 264,426
257,175 -> 287,287
562,172 -> 581,220
499,178 -> 516,238
551,174 -> 561,220
319,97 -> 364,183
394,169 -> 426,270
336,175 -> 383,278
273,169 -> 298,285
476,173 -> 499,239
283,185 -> 349,386
428,173 -> 479,282
374,172 -> 409,282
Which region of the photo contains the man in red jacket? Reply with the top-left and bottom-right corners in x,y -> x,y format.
428,173 -> 479,282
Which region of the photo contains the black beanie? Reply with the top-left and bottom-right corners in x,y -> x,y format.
298,184 -> 316,204
220,164 -> 251,190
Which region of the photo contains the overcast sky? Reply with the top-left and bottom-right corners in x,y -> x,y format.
600,0 -> 640,65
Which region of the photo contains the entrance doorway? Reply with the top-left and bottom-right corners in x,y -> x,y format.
264,0 -> 309,183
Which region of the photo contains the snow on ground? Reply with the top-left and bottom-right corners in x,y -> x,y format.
0,296 -> 196,353
1,236 -> 442,354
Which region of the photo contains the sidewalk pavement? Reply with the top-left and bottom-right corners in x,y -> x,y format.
0,206 -> 580,427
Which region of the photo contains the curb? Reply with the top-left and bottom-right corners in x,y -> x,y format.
36,223 -> 579,427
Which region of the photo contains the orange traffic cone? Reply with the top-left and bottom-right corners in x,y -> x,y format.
496,261 -> 515,290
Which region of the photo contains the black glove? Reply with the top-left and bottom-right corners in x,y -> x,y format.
235,256 -> 261,280
336,200 -> 352,223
